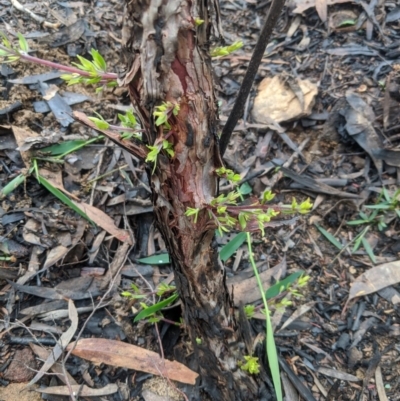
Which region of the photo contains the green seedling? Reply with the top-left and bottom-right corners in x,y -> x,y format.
133,293 -> 179,323
244,304 -> 255,319
0,32 -> 117,87
153,101 -> 180,129
239,355 -> 260,375
211,41 -> 243,58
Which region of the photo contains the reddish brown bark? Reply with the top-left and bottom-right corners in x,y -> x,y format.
120,1 -> 274,399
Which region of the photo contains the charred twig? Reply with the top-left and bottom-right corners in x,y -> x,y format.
219,0 -> 286,155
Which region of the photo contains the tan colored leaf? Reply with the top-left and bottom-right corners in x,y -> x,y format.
375,366 -> 389,401
292,0 -> 352,14
29,343 -> 78,386
12,125 -> 40,167
37,384 -> 118,397
72,200 -> 133,244
278,302 -> 315,331
29,299 -> 78,385
315,0 -> 327,22
349,261 -> 400,300
66,338 -> 198,385
229,258 -> 286,305
39,168 -> 132,244
43,245 -> 69,269
317,367 -> 361,382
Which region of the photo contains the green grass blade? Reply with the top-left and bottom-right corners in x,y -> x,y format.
134,293 -> 178,322
37,174 -> 92,222
361,237 -> 376,264
265,271 -> 304,299
315,225 -> 342,250
347,220 -> 368,225
352,226 -> 369,252
220,232 -> 247,262
246,233 -> 282,401
0,173 -> 26,199
39,140 -> 88,155
137,254 -> 170,265
364,204 -> 390,210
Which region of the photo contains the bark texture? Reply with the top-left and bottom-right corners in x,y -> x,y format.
121,1 -> 273,399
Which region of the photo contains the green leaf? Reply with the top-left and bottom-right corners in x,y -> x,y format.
0,173 -> 27,199
364,204 -> 390,210
37,174 -> 92,222
0,31 -> 12,48
90,49 -> 106,71
134,293 -> 179,322
315,224 -> 343,250
361,237 -> 376,264
88,116 -> 110,130
265,271 -> 304,299
74,55 -> 96,72
220,232 -> 246,262
347,220 -> 369,225
239,182 -> 252,195
337,19 -> 356,27
17,33 -> 29,52
137,254 -> 170,265
39,140 -> 88,156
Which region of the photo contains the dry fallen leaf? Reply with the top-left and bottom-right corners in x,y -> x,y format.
349,260 -> 400,300
291,0 -> 352,14
29,299 -> 78,386
36,384 -> 118,397
229,258 -> 286,305
67,338 -> 198,385
43,245 -> 69,269
39,168 -> 133,244
315,0 -> 327,22
252,75 -> 318,123
72,200 -> 133,244
12,125 -> 40,167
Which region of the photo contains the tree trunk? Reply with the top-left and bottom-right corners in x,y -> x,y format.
120,1 -> 273,399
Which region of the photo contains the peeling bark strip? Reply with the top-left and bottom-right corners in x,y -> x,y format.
121,2 -> 274,399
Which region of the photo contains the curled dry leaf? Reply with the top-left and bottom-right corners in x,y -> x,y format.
66,338 -> 198,385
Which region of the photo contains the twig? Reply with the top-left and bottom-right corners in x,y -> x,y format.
10,0 -> 60,29
219,0 -> 286,155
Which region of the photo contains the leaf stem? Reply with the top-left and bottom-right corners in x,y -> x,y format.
246,232 -> 282,401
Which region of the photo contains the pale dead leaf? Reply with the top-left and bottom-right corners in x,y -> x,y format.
43,245 -> 69,269
42,84 -> 59,100
252,75 -> 318,123
29,299 -> 78,385
12,125 -> 40,167
278,302 -> 315,331
39,168 -> 132,244
229,258 -> 286,305
72,201 -> 133,244
349,260 -> 400,300
317,367 -> 361,382
37,384 -> 118,397
29,343 -> 78,386
66,338 -> 198,385
291,0 -> 352,14
375,366 -> 389,401
315,0 -> 327,22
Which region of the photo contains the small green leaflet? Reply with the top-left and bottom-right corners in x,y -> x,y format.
315,224 -> 343,250
39,140 -> 88,155
137,254 -> 170,265
134,293 -> 179,322
239,182 -> 252,195
220,232 -> 247,262
265,271 -> 304,299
